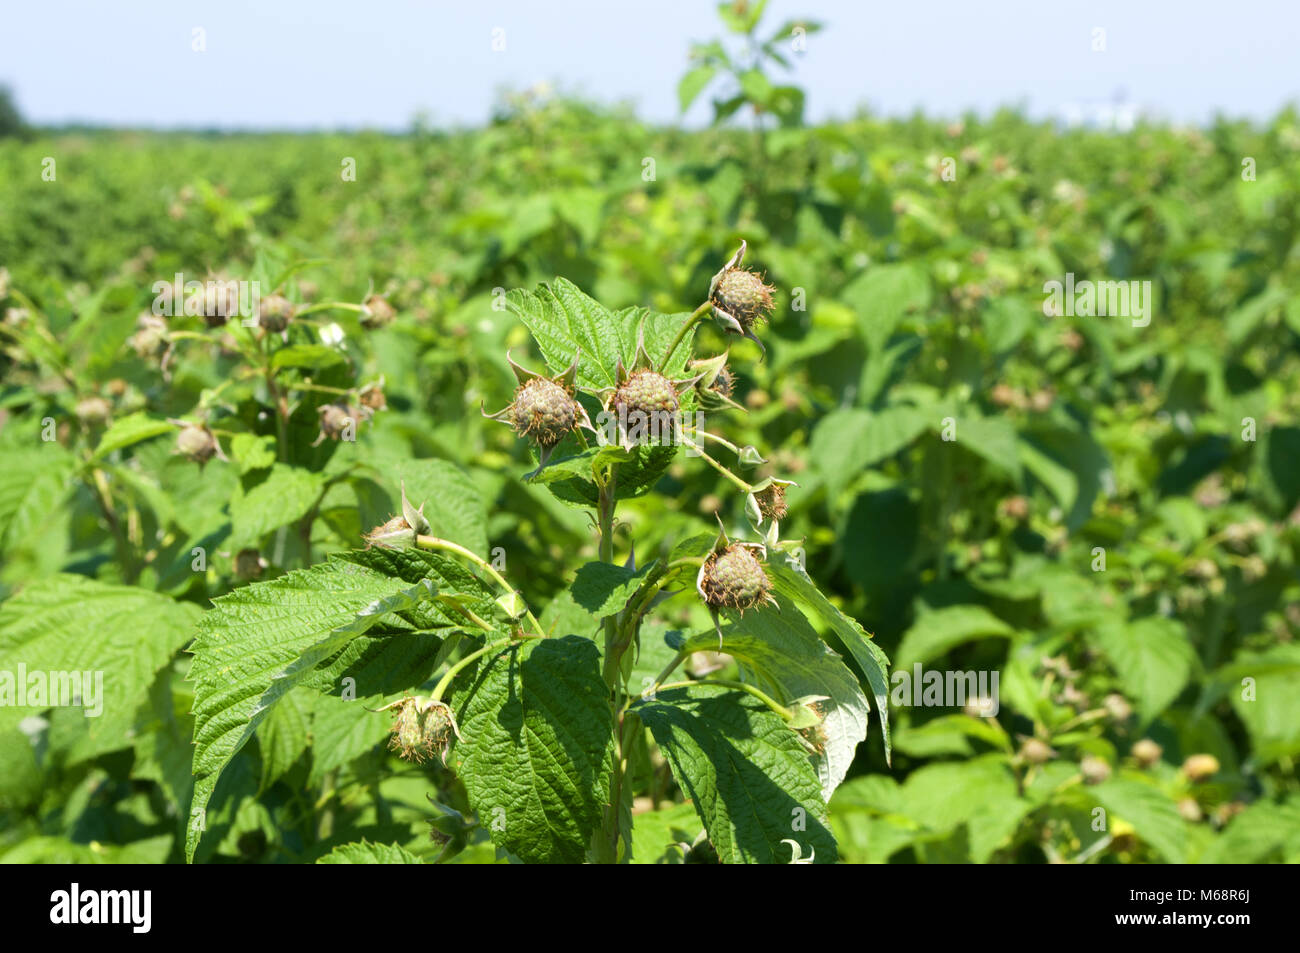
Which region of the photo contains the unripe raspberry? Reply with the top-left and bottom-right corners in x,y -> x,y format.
1019,738 -> 1053,764
712,269 -> 774,331
512,378 -> 579,449
200,282 -> 237,328
754,483 -> 788,522
130,312 -> 168,358
317,403 -> 355,441
699,544 -> 772,612
235,548 -> 264,579
1080,755 -> 1111,785
176,424 -> 219,464
610,370 -> 679,442
256,293 -> 294,333
75,396 -> 111,425
358,381 -> 386,412
484,354 -> 592,464
1182,753 -> 1220,782
364,516 -> 416,550
361,294 -> 396,329
712,366 -> 736,400
1132,738 -> 1162,767
387,696 -> 460,765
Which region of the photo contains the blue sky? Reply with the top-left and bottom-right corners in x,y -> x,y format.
2,1 -> 1296,129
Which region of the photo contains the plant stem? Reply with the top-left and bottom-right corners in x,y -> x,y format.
661,300 -> 712,369
680,436 -> 753,493
595,475 -> 627,863
657,678 -> 792,721
431,636 -> 513,701
415,534 -> 544,636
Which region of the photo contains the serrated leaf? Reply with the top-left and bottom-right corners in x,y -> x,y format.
448,636 -> 613,864
91,412 -> 173,460
810,406 -> 928,498
679,600 -> 869,800
766,549 -> 891,763
570,560 -> 654,618
257,685 -> 311,792
635,684 -> 836,863
271,344 -> 346,371
228,464 -> 324,549
1090,778 -> 1188,863
894,605 -> 1014,670
317,840 -> 424,864
0,444 -> 76,562
230,433 -> 277,474
372,457 -> 489,558
0,576 -> 200,760
507,278 -> 628,391
186,558 -> 441,861
678,65 -> 717,112
1088,617 -> 1194,723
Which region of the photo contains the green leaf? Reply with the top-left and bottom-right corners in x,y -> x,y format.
507,278 -> 628,391
766,549 -> 891,763
1088,617 -> 1194,723
1214,644 -> 1300,764
948,415 -> 1022,482
679,600 -> 869,800
1090,778 -> 1188,863
1199,794 -> 1300,863
0,576 -> 200,759
523,444 -> 633,486
842,263 -> 931,352
0,444 -> 76,564
186,558 -> 441,861
678,65 -> 717,112
317,840 -> 424,864
271,344 -> 346,371
374,457 -> 489,558
738,69 -> 774,107
895,605 -> 1014,670
635,684 -> 836,863
228,464 -> 324,550
257,686 -> 311,792
230,433 -> 277,474
91,412 -> 174,460
570,560 -> 654,618
448,637 -> 613,864
810,405 -> 928,498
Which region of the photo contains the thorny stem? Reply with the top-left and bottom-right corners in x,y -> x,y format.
415,534 -> 544,637
661,300 -> 712,370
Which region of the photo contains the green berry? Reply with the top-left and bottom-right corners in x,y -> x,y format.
512,378 -> 578,448
257,294 -> 294,333
700,544 -> 771,612
712,269 -> 774,329
610,370 -> 679,441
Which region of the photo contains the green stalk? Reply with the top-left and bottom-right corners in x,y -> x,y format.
415,534 -> 544,636
657,678 -> 793,721
431,636 -> 514,701
661,300 -> 712,370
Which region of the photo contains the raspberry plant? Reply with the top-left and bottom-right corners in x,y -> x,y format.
184,242 -> 890,864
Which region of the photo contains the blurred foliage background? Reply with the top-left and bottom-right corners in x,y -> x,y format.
1,73 -> 1299,861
